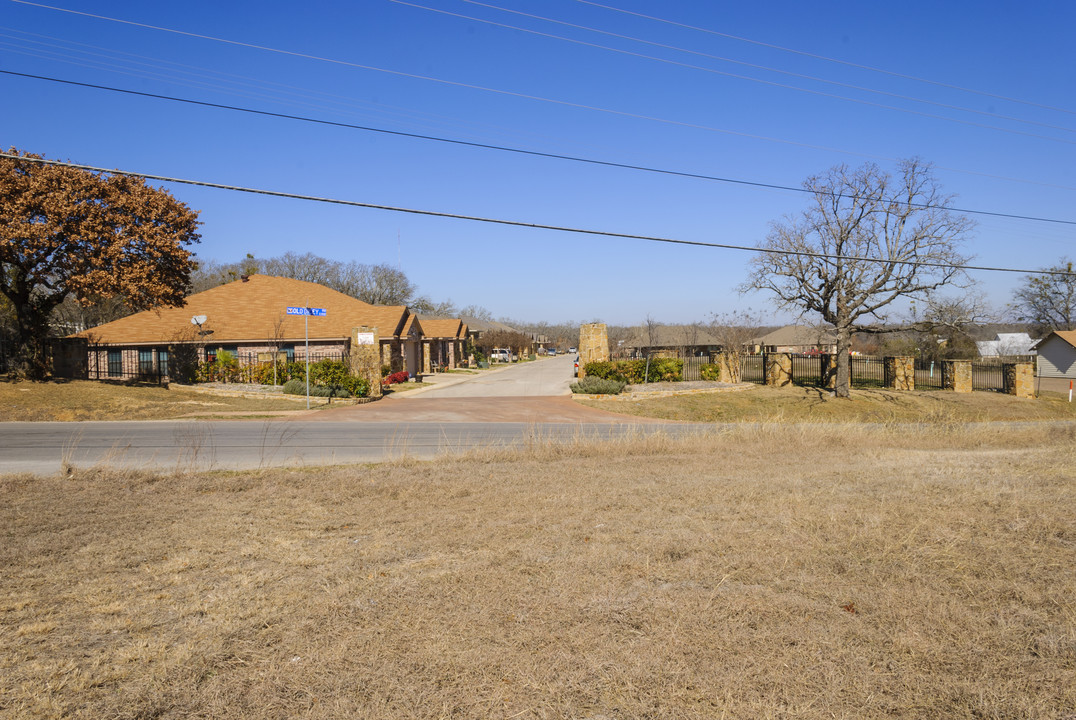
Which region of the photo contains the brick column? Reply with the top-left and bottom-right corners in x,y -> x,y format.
1003,362 -> 1034,398
350,326 -> 382,398
884,356 -> 915,390
942,360 -> 972,393
422,340 -> 431,375
765,353 -> 792,387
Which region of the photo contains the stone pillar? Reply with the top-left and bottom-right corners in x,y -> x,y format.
819,353 -> 836,390
422,340 -> 431,375
577,323 -> 609,380
718,352 -> 738,383
884,356 -> 915,390
765,353 -> 793,387
390,339 -> 404,374
942,360 -> 972,393
351,326 -> 382,398
447,341 -> 456,369
381,342 -> 391,369
1003,362 -> 1034,398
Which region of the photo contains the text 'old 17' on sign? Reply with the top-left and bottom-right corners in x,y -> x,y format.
286,306 -> 327,316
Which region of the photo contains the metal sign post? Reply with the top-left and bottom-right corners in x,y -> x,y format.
287,306 -> 327,408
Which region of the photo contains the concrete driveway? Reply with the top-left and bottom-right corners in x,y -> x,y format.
312,355 -> 649,423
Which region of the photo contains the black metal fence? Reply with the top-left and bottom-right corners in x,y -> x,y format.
971,362 -> 1006,392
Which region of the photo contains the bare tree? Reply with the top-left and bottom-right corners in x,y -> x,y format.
742,159 -> 974,397
708,310 -> 765,383
1010,257 -> 1076,335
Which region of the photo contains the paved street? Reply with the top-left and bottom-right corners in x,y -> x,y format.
0,356 -> 681,475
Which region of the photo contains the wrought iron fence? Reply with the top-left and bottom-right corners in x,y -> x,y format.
971,362 -> 1006,392
741,355 -> 764,383
914,358 -> 944,390
851,356 -> 885,387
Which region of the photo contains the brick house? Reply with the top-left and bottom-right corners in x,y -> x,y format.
69,274 -> 426,380
418,316 -> 469,371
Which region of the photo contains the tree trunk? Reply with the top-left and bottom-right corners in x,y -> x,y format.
834,325 -> 853,398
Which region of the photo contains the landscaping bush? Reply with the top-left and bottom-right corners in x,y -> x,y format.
570,376 -> 626,395
197,350 -> 242,383
699,363 -> 721,381
282,378 -> 306,395
382,371 -> 410,386
583,361 -> 621,381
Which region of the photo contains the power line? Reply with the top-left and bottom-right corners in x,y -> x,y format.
402,0 -> 1076,140
3,153 -> 1072,278
4,69 -> 1073,228
574,0 -> 1076,118
7,2 -> 1074,191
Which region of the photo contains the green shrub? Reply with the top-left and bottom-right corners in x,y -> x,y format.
699,363 -> 721,381
570,376 -> 626,395
281,363 -> 369,398
647,357 -> 683,382
282,378 -> 306,395
584,361 -> 620,381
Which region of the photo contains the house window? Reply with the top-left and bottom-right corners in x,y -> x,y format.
138,349 -> 154,375
282,345 -> 295,362
158,349 -> 169,377
107,350 -> 122,377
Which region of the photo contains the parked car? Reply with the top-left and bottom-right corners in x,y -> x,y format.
548,348 -> 557,356
569,346 -> 577,354
490,348 -> 512,362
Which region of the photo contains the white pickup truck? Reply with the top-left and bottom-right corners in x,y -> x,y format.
490,348 -> 513,363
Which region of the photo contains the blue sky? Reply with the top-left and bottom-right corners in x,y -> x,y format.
3,0 -> 1074,325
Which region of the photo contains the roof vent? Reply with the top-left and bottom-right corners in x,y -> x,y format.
240,274 -> 250,282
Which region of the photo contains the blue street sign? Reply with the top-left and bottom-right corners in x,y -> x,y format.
286,306 -> 327,316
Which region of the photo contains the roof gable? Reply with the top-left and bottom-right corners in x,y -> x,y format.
1032,330 -> 1076,351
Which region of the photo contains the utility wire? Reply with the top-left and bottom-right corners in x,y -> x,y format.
3,153 -> 1072,278
411,0 -> 1076,139
4,69 -> 1073,228
574,0 -> 1076,118
6,3 -> 1072,193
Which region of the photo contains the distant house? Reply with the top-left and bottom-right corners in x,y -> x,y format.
1032,330 -> 1076,379
70,274 -> 425,378
623,325 -> 723,359
752,325 -> 837,354
459,316 -> 517,343
975,332 -> 1037,359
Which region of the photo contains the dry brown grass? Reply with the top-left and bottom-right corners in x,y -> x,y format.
2,424 -> 1075,718
0,379 -> 321,421
579,384 -> 1076,424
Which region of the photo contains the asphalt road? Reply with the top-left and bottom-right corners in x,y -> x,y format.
0,419 -> 705,475
0,356 -> 689,475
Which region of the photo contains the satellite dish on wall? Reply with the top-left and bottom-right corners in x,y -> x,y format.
191,315 -> 207,326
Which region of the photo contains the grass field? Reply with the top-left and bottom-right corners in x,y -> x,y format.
3,424 -> 1074,718
578,384 -> 1076,424
0,379 -> 334,421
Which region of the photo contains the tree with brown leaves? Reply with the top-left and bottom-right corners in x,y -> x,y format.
1,149 -> 200,377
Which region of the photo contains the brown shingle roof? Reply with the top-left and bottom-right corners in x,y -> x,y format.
418,317 -> 464,339
73,274 -> 412,345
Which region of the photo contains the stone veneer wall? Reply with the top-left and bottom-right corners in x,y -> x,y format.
884,356 -> 915,390
351,326 -> 382,398
942,360 -> 972,393
577,323 -> 609,380
764,353 -> 792,387
1003,362 -> 1034,399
